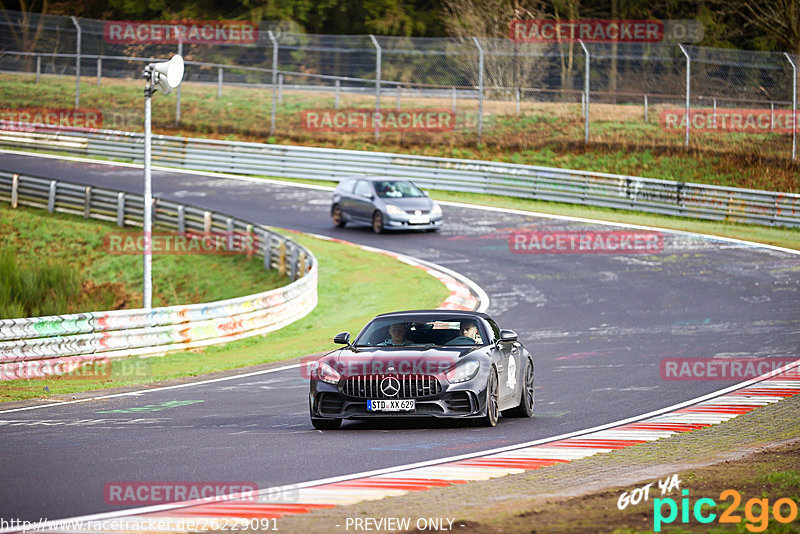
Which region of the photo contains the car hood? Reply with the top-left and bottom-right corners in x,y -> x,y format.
333,347 -> 474,376
382,196 -> 433,212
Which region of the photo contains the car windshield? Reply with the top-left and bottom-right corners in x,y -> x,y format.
374,180 -> 425,199
353,316 -> 487,347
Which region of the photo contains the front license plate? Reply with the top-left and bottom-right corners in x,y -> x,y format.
408,215 -> 430,225
367,399 -> 416,412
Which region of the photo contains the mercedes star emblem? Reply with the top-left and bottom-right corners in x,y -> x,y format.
380,376 -> 401,397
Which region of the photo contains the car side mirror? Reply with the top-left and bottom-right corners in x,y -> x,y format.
424,191 -> 430,196
362,192 -> 374,199
334,332 -> 350,345
499,329 -> 518,342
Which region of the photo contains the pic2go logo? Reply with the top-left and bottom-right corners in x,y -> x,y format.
654,489 -> 799,532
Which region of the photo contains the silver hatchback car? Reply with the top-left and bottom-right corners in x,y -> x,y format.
331,176 -> 443,233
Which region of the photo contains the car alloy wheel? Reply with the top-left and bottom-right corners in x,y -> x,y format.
372,211 -> 384,234
477,368 -> 499,427
505,358 -> 534,418
331,204 -> 346,228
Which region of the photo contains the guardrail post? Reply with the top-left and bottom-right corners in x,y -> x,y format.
396,84 -> 401,110
176,204 -> 185,233
83,186 -> 91,218
11,174 -> 19,208
278,239 -> 286,276
297,250 -> 306,278
268,30 -> 278,137
226,217 -> 234,250
117,192 -> 125,226
264,234 -> 273,270
204,211 -> 212,234
334,79 -> 340,109
175,39 -> 183,127
289,244 -> 299,280
515,87 -> 520,115
472,37 -> 484,144
48,180 -> 57,212
70,16 -> 81,109
644,94 -> 648,123
369,34 -> 381,142
679,44 -> 691,149
578,39 -> 590,144
770,102 -> 775,131
246,224 -> 254,258
784,53 -> 797,160
97,57 -> 102,86
217,67 -> 223,98
452,86 -> 457,113
35,55 -> 41,84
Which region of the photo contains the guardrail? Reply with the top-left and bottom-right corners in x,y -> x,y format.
1,123 -> 799,227
0,169 -> 317,380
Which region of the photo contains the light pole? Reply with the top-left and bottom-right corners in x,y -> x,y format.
141,55 -> 184,309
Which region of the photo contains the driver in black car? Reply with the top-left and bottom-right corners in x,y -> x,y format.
378,322 -> 413,346
446,320 -> 479,345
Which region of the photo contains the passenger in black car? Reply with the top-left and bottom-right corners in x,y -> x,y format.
446,320 -> 479,345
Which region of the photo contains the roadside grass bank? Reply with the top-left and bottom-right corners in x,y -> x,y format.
0,226 -> 450,403
0,203 -> 284,316
274,392 -> 800,534
1,73 -> 796,193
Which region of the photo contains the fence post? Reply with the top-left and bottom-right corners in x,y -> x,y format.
268,30 -> 278,136
226,217 -> 234,250
578,39 -> 590,144
96,57 -> 102,86
48,181 -> 57,212
117,192 -> 126,226
644,94 -> 648,123
679,44 -> 691,149
176,204 -> 185,233
770,102 -> 775,131
452,86 -> 457,113
396,84 -> 401,110
713,97 -> 717,128
217,67 -> 223,98
11,174 -> 19,209
335,79 -> 340,109
784,53 -> 797,160
278,73 -> 284,104
472,37 -> 484,144
35,55 -> 41,84
70,16 -> 81,109
175,39 -> 182,126
369,34 -> 381,142
83,186 -> 91,218
204,211 -> 212,234
515,87 -> 520,115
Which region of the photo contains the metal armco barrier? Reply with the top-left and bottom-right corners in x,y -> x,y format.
1,123 -> 798,227
0,170 -> 317,380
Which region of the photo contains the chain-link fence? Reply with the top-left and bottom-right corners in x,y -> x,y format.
0,9 -> 797,160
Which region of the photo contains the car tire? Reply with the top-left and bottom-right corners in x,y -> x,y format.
504,358 -> 534,418
331,204 -> 346,228
311,417 -> 342,430
476,368 -> 499,427
372,211 -> 384,234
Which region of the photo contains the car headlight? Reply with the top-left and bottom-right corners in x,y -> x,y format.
317,362 -> 341,384
431,203 -> 442,216
385,204 -> 405,216
446,360 -> 480,383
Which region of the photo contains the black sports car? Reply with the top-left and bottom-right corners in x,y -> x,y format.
308,310 -> 534,429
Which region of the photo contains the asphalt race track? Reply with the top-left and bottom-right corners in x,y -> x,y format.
1,152 -> 798,523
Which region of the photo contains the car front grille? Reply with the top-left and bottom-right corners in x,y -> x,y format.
342,375 -> 442,399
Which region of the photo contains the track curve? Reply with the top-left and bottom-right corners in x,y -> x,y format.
1,151 -> 798,523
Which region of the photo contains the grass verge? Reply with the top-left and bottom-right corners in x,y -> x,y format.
0,227 -> 450,403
